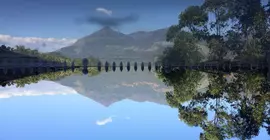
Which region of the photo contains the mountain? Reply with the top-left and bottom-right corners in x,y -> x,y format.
56,71 -> 170,107
56,27 -> 171,62
128,28 -> 168,46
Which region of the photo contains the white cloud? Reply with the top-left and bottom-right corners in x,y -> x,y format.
96,7 -> 112,16
0,81 -> 77,99
0,34 -> 77,52
122,41 -> 173,52
96,117 -> 113,126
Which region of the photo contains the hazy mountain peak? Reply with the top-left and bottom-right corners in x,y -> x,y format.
99,26 -> 115,32
90,26 -> 124,37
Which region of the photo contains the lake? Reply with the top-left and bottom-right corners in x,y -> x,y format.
0,71 -> 269,140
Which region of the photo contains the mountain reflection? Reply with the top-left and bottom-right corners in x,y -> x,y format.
56,71 -> 170,106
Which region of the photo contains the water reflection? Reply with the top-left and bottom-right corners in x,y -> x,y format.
159,69 -> 270,140
0,72 -> 187,140
0,68 -> 269,139
56,71 -> 170,106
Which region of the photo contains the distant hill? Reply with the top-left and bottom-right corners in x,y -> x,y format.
55,27 -> 171,62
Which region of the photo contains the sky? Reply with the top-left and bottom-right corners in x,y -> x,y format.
0,0 -> 203,52
0,0 -> 268,52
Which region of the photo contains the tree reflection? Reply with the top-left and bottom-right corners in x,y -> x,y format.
161,70 -> 270,139
1,68 -> 100,88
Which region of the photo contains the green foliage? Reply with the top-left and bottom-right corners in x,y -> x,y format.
159,70 -> 203,106
166,25 -> 181,42
174,0 -> 269,61
178,105 -> 207,127
158,12 -> 205,110
11,45 -> 99,66
229,98 -> 263,139
13,45 -> 72,64
161,1 -> 270,138
1,44 -> 100,87
208,74 -> 226,96
179,6 -> 208,29
161,29 -> 204,65
228,0 -> 268,37
164,72 -> 270,139
202,123 -> 226,140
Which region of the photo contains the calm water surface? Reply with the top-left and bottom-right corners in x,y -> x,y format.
0,71 -> 269,140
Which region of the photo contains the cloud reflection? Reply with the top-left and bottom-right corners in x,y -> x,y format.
96,117 -> 113,126
121,81 -> 172,93
0,81 -> 77,99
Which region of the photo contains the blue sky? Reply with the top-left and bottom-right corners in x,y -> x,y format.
0,0 -> 203,38
0,0 -> 203,52
0,0 -> 268,52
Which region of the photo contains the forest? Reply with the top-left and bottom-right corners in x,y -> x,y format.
158,0 -> 270,140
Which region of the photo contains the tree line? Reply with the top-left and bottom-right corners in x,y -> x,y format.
0,44 -> 100,87
1,45 -> 99,66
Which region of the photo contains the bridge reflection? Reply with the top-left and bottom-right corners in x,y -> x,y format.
0,50 -> 68,86
1,53 -> 270,86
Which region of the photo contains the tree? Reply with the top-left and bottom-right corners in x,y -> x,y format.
162,70 -> 203,108
227,0 -> 268,37
158,24 -> 205,109
202,0 -> 230,36
161,0 -> 270,139
178,6 -> 209,40
178,105 -> 207,127
230,98 -> 261,139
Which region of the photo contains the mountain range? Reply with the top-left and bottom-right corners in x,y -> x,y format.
55,27 -> 172,62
